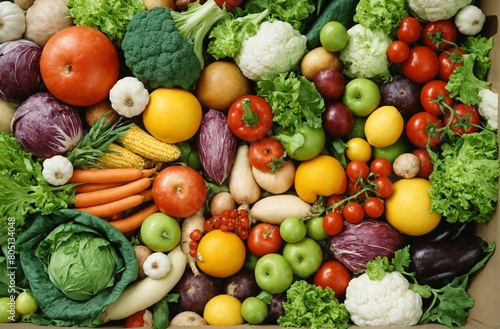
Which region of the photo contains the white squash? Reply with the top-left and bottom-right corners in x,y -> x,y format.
109,77 -> 150,118
142,252 -> 172,279
25,0 -> 74,47
0,2 -> 26,43
455,5 -> 486,36
42,155 -> 74,186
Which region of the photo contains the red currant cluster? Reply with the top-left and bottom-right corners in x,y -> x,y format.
203,208 -> 250,240
323,159 -> 395,234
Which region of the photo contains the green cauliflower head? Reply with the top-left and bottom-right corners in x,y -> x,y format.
121,7 -> 201,90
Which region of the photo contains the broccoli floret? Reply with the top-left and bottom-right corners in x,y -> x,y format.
121,0 -> 225,90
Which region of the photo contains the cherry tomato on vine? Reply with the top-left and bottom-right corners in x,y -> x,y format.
327,194 -> 343,213
313,260 -> 352,299
347,180 -> 364,198
420,80 -> 454,116
247,223 -> 283,257
387,40 -> 410,63
342,201 -> 364,224
397,16 -> 421,44
322,212 -> 344,236
363,197 -> 385,219
214,0 -> 243,10
406,111 -> 443,148
248,137 -> 285,172
421,20 -> 458,51
370,158 -> 392,177
227,95 -> 273,142
346,160 -> 370,180
438,48 -> 467,81
412,148 -> 434,179
402,46 -> 439,84
443,103 -> 481,136
373,176 -> 393,198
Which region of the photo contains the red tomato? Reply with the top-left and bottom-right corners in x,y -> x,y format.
443,103 -> 481,136
402,46 -> 439,84
342,201 -> 364,224
152,165 -> 207,218
248,137 -> 285,172
327,194 -> 343,213
347,179 -> 364,198
397,16 -> 421,44
228,95 -> 273,142
421,20 -> 458,51
313,260 -> 352,299
363,197 -> 385,219
40,26 -> 119,107
247,223 -> 283,257
387,40 -> 410,63
373,176 -> 393,199
370,158 -> 392,177
322,212 -> 344,236
412,148 -> 434,179
346,160 -> 370,180
406,111 -> 443,148
214,0 -> 243,10
438,48 -> 467,81
125,309 -> 152,328
420,80 -> 454,116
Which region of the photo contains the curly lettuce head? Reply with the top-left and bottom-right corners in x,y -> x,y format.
339,24 -> 392,82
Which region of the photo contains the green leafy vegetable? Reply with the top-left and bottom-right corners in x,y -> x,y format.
241,0 -> 315,30
366,244 -> 496,328
353,0 -> 408,35
428,129 -> 499,224
461,35 -> 494,80
67,0 -> 146,42
446,54 -> 491,106
153,294 -> 179,329
0,133 -> 74,246
256,71 -> 325,130
278,280 -> 349,329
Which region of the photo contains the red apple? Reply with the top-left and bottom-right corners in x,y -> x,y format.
313,68 -> 345,103
152,165 -> 207,218
322,102 -> 354,138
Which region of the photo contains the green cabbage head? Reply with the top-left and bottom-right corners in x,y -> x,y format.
35,223 -> 123,302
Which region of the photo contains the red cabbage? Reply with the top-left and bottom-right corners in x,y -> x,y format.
330,219 -> 406,274
196,109 -> 237,185
11,92 -> 83,158
0,39 -> 44,103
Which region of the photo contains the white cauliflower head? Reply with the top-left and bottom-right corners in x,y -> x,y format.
478,88 -> 499,130
344,271 -> 423,327
339,24 -> 392,81
235,20 -> 307,81
408,0 -> 472,22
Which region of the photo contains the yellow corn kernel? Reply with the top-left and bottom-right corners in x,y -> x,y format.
118,124 -> 181,162
98,143 -> 156,169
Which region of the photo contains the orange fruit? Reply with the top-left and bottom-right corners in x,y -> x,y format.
196,230 -> 246,278
203,294 -> 244,326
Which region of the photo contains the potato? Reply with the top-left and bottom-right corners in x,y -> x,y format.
170,311 -> 208,326
0,99 -> 16,133
195,61 -> 251,112
301,47 -> 343,81
84,99 -> 120,127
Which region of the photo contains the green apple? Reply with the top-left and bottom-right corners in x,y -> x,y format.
282,237 -> 323,278
274,125 -> 326,161
0,297 -> 20,323
244,252 -> 260,270
241,297 -> 268,325
372,135 -> 411,163
305,216 -> 329,241
320,21 -> 349,52
280,216 -> 307,243
342,78 -> 381,117
15,291 -> 38,315
140,212 -> 181,252
254,253 -> 293,294
345,115 -> 367,140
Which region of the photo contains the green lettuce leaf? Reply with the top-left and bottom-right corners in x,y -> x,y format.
353,0 -> 408,35
241,0 -> 315,30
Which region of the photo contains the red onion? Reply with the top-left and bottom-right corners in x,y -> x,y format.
11,92 -> 83,158
0,39 -> 44,103
330,219 -> 406,274
196,109 -> 237,185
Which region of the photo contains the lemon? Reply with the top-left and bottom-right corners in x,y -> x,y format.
385,178 -> 441,236
203,294 -> 244,326
346,137 -> 372,162
364,106 -> 404,148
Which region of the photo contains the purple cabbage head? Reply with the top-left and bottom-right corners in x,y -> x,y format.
0,39 -> 44,103
11,92 -> 83,158
330,219 -> 406,274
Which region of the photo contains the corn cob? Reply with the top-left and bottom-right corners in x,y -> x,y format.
117,124 -> 181,162
98,143 -> 157,169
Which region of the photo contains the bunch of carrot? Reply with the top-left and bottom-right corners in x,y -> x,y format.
69,167 -> 160,234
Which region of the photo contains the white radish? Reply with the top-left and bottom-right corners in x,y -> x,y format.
249,194 -> 316,225
228,144 -> 261,206
251,159 -> 296,194
209,191 -> 236,216
180,208 -> 205,276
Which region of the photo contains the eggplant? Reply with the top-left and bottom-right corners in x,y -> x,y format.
410,235 -> 488,288
406,220 -> 476,244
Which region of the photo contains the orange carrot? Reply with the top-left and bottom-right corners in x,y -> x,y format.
73,182 -> 127,194
68,168 -> 142,184
74,177 -> 152,208
140,167 -> 158,178
138,189 -> 153,203
109,203 -> 159,233
76,194 -> 145,219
